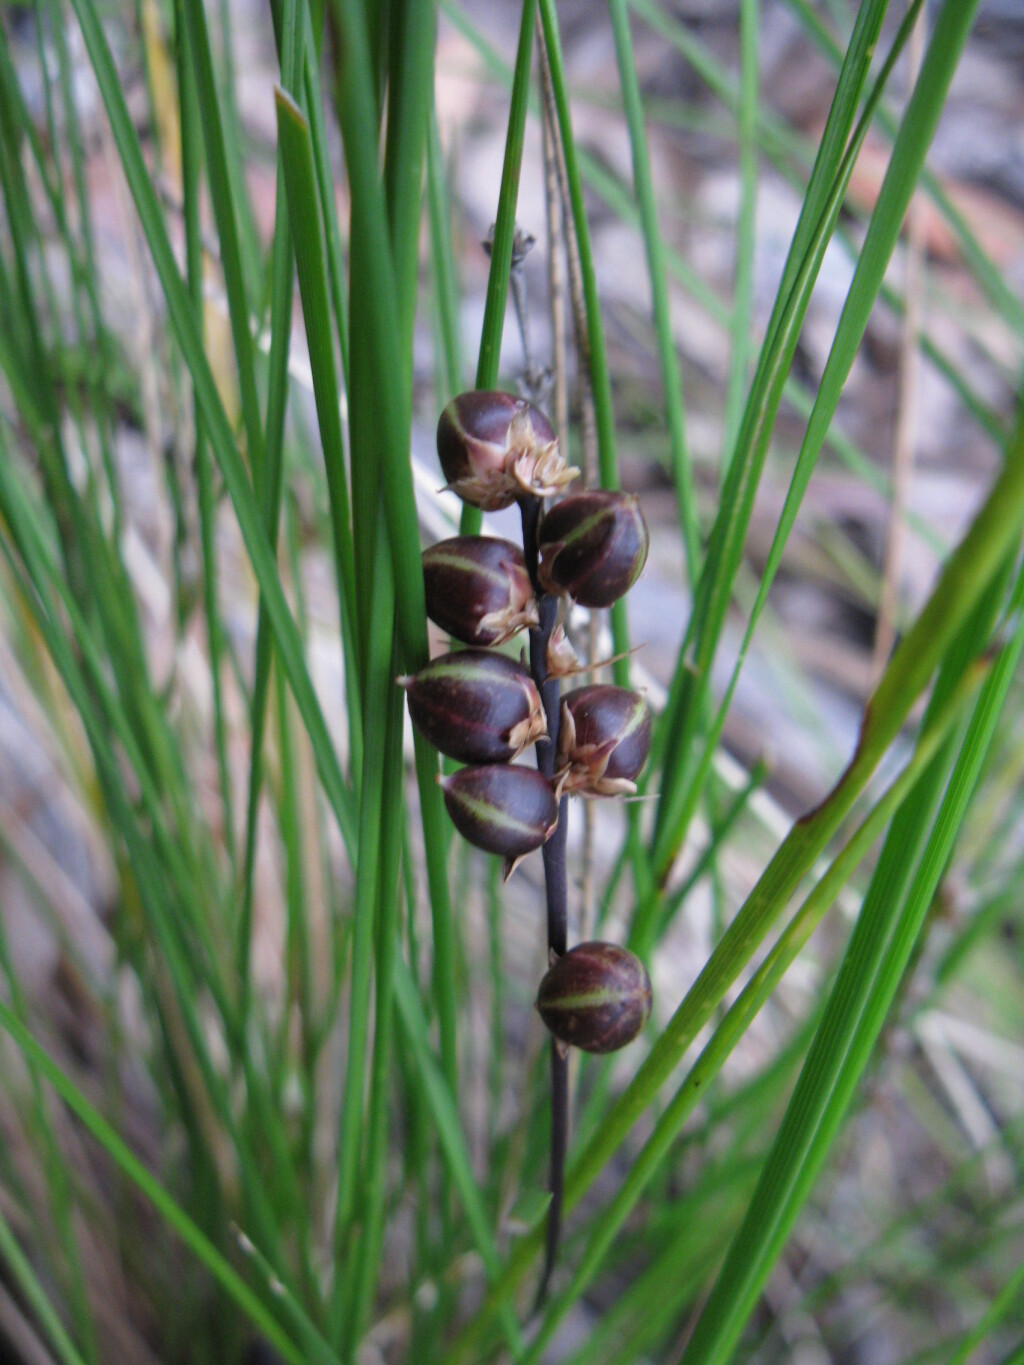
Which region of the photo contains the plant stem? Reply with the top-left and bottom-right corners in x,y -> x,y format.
521,496 -> 570,1303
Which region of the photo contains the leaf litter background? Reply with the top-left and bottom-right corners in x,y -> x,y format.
0,0 -> 1023,1361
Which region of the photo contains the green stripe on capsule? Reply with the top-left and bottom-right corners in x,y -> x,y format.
451,788 -> 544,838
542,989 -> 624,1010
428,549 -> 510,589
426,655 -> 515,677
558,509 -> 609,547
619,701 -> 648,739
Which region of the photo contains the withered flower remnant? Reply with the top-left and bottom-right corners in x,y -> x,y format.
556,685 -> 651,796
438,764 -> 559,878
437,390 -> 578,510
538,489 -> 649,608
422,536 -> 539,647
545,623 -> 582,680
536,941 -> 652,1053
399,650 -> 546,765
544,624 -> 638,681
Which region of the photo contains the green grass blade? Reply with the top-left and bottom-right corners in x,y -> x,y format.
0,1003 -> 307,1365
383,0 -> 436,360
42,0 -> 122,531
622,407 -> 1024,1184
238,0 -> 301,1015
783,0 -> 1024,338
273,87 -> 361,729
472,0 -> 536,397
628,0 -> 1008,457
648,0 -> 907,887
0,452 -> 235,1026
444,409 -> 1024,1361
0,1198 -> 87,1365
444,2 -> 967,556
320,0 -> 431,661
459,0 -> 537,539
392,959 -> 524,1355
742,0 -> 977,637
722,0 -> 759,472
521,644 -> 993,1363
300,1 -> 351,391
66,0 -> 356,858
636,0 -> 937,945
608,0 -> 698,586
0,919 -> 98,1364
210,0 -> 262,296
538,0 -> 632,683
272,657 -> 314,1078
233,1226 -> 341,1365
427,101 -> 464,403
326,0 -> 459,1098
338,655 -> 405,1354
181,0 -> 266,488
681,424 -> 1024,1365
946,1257 -> 1024,1365
653,759 -> 766,937
176,0 -> 237,880
0,510 -> 298,1280
328,531 -> 395,1327
330,5 -> 439,1332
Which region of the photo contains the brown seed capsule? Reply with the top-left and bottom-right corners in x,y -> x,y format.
398,651 -> 546,765
538,490 -> 649,608
438,764 -> 559,878
536,942 -> 652,1053
422,536 -> 539,647
556,685 -> 651,797
437,391 -> 578,510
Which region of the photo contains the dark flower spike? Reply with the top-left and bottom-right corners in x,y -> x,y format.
536,941 -> 652,1053
538,489 -> 649,608
437,390 -> 578,511
398,650 -> 546,766
437,764 -> 559,879
556,685 -> 652,797
422,536 -> 539,647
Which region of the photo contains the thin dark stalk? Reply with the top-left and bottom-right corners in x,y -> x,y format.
541,1038 -> 570,1298
537,25 -> 604,937
521,496 -> 570,1304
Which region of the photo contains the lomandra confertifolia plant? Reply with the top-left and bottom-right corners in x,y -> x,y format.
412,388 -> 653,1294
0,0 -> 1022,1362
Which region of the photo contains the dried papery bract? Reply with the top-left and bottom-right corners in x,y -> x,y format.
438,764 -> 559,879
544,623 -> 641,681
536,942 -> 652,1053
538,489 -> 649,607
422,536 -> 539,647
398,650 -> 547,765
556,685 -> 652,796
546,623 -> 582,679
437,390 -> 578,510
